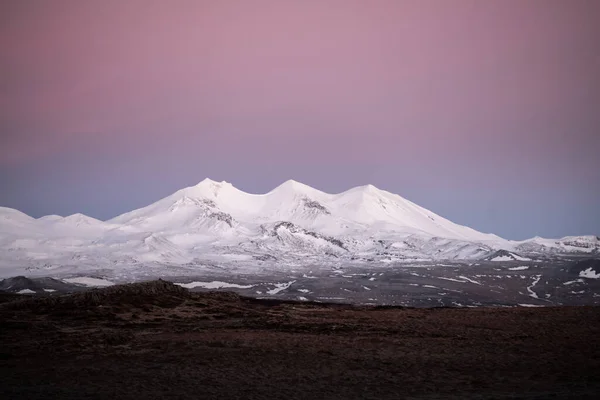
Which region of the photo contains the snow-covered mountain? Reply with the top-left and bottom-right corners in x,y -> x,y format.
0,179 -> 598,278
109,179 -> 501,241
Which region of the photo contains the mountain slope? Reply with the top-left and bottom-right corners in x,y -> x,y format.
0,179 -> 597,278
108,178 -> 501,242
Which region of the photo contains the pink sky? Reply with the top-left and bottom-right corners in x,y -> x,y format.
1,0 -> 599,239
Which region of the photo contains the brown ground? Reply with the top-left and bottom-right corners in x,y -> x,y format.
1,281 -> 599,399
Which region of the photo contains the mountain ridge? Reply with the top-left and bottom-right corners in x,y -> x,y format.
0,178 -> 598,279
107,178 -> 502,242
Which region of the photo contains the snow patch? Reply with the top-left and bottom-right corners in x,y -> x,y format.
438,277 -> 468,284
17,289 -> 35,294
490,252 -> 531,262
563,279 -> 584,285
491,256 -> 513,261
458,276 -> 482,285
509,266 -> 529,271
266,280 -> 295,295
579,267 -> 600,279
63,277 -> 115,287
526,275 -> 541,299
175,281 -> 254,289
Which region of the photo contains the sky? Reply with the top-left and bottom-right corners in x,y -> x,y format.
1,0 -> 599,240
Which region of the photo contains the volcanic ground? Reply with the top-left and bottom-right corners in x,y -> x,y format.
1,280 -> 599,399
5,259 -> 598,308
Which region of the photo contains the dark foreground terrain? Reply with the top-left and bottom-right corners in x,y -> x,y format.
1,281 -> 599,399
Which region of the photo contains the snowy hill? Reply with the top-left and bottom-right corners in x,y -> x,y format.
514,235 -> 600,255
109,179 -> 501,241
0,179 -> 597,278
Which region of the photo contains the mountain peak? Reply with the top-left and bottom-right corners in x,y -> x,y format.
278,179 -> 304,189
38,214 -> 63,221
62,213 -> 103,224
185,178 -> 234,199
359,184 -> 379,191
270,180 -> 322,197
341,183 -> 385,197
195,178 -> 229,186
0,206 -> 35,221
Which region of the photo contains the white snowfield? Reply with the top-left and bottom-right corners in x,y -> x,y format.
62,277 -> 115,287
0,179 -> 598,279
579,268 -> 600,279
490,253 -> 532,262
174,281 -> 254,289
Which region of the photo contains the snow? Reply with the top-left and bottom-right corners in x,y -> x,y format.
527,275 -> 541,299
174,281 -> 254,289
438,277 -> 468,283
518,304 -> 545,308
17,289 -> 35,294
43,288 -> 56,292
458,276 -> 482,285
297,296 -> 308,301
490,255 -> 513,262
297,288 -> 310,293
490,253 -> 532,262
563,279 -> 584,285
38,215 -> 63,222
62,277 -> 115,287
0,178 -> 597,279
515,235 -> 600,254
266,281 -> 295,295
509,266 -> 529,271
579,268 -> 600,279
